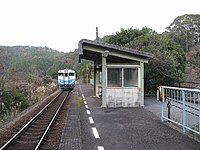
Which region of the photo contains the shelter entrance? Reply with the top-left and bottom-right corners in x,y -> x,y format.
78,39 -> 153,107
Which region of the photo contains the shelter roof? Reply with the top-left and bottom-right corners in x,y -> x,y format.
78,39 -> 153,63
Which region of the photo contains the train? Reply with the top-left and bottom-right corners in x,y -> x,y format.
57,69 -> 76,90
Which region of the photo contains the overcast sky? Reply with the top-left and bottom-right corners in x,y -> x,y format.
0,0 -> 199,52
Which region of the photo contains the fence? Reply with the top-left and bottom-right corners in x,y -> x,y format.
157,86 -> 200,135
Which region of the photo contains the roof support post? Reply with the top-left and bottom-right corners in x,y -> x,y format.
101,53 -> 107,107
140,62 -> 144,106
94,62 -> 97,97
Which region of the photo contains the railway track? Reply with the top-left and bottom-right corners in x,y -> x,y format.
0,90 -> 70,150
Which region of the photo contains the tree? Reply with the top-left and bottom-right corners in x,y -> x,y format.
166,14 -> 200,51
101,27 -> 186,93
77,60 -> 94,83
188,44 -> 200,80
0,87 -> 29,118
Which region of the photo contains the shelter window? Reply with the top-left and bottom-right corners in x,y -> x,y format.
124,68 -> 138,87
107,68 -> 122,87
107,67 -> 138,88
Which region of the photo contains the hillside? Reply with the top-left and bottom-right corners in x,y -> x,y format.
0,46 -> 63,79
0,46 -> 79,122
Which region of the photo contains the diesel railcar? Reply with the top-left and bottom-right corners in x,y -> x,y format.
58,69 -> 76,90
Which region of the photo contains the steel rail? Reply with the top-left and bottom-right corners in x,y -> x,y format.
35,91 -> 69,149
0,90 -> 64,150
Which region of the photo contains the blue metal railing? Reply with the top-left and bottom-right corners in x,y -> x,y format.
157,86 -> 200,135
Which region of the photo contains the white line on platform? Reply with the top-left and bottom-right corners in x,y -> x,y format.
84,101 -> 87,104
92,127 -> 100,139
83,98 -> 86,101
97,146 -> 104,150
85,105 -> 88,109
89,117 -> 94,124
86,110 -> 91,115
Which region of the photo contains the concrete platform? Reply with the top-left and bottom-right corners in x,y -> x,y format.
60,84 -> 200,150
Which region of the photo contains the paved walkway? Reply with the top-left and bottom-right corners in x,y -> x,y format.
144,96 -> 162,118
60,84 -> 200,150
59,90 -> 82,150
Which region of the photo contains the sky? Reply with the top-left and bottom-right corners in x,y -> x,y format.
0,0 -> 199,53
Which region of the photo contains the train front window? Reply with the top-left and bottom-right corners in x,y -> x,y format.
58,73 -> 64,76
65,73 -> 68,76
69,73 -> 75,76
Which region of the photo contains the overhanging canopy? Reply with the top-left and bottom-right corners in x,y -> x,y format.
78,39 -> 153,63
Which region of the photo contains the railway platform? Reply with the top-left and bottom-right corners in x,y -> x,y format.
59,84 -> 200,150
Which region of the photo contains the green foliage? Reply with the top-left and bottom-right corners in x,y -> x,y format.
42,76 -> 52,84
167,14 -> 200,32
0,82 -> 29,120
0,46 -> 70,122
76,60 -> 94,83
46,49 -> 80,79
0,46 -> 71,81
188,44 -> 200,77
166,14 -> 200,51
163,31 -> 188,51
101,27 -> 186,93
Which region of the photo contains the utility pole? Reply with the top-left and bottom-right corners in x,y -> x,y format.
96,27 -> 99,41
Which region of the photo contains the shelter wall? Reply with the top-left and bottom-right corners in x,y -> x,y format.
106,88 -> 139,107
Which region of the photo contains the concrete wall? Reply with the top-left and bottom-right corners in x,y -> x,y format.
106,88 -> 139,107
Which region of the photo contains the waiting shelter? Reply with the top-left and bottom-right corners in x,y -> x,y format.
78,39 -> 153,107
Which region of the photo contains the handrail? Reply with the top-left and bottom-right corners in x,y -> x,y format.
157,86 -> 200,135
161,85 -> 200,93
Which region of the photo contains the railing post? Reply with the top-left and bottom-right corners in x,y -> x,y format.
182,90 -> 186,133
167,100 -> 171,122
198,94 -> 200,132
161,102 -> 164,122
166,89 -> 171,122
161,87 -> 165,122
